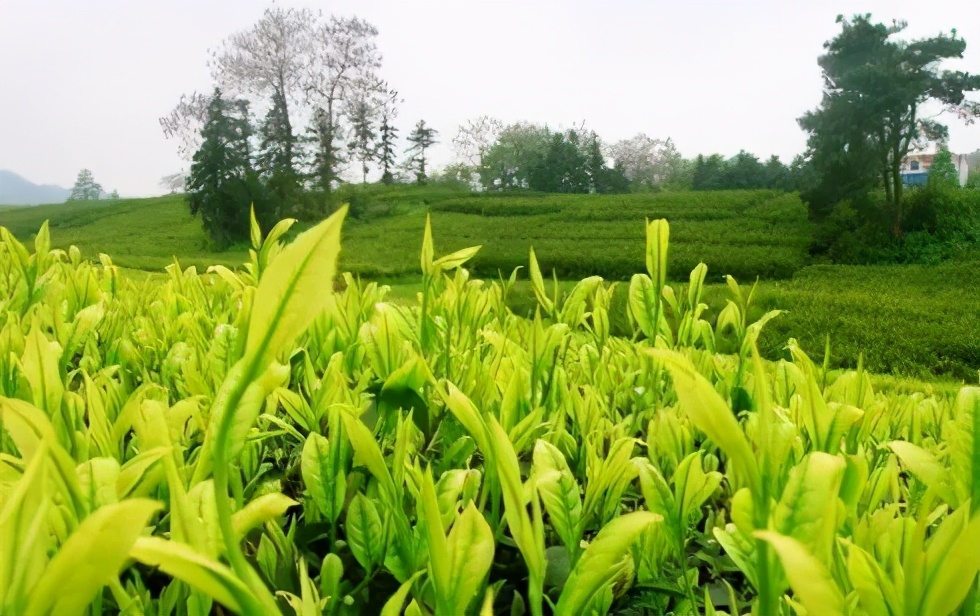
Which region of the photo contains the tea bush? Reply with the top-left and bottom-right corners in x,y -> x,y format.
1,214 -> 978,615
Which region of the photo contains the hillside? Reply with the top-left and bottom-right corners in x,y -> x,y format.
0,169 -> 70,205
1,188 -> 812,280
3,188 -> 978,380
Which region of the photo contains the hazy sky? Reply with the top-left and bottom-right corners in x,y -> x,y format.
1,0 -> 979,196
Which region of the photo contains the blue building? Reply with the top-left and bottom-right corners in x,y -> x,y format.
900,151 -> 970,187
900,170 -> 929,186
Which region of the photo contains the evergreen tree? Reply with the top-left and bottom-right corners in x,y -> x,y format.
377,112 -> 399,185
529,131 -> 589,193
763,155 -> 792,190
405,120 -> 438,184
347,98 -> 378,183
186,89 -> 264,246
585,133 -> 607,193
68,169 -> 103,201
308,106 -> 344,205
375,86 -> 400,185
257,91 -> 300,218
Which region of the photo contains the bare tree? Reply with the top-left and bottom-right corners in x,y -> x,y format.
452,116 -> 503,167
304,16 -> 383,199
208,7 -> 312,168
159,92 -> 212,161
160,171 -> 187,194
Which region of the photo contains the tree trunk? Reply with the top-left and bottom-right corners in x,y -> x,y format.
891,162 -> 904,237
882,167 -> 893,218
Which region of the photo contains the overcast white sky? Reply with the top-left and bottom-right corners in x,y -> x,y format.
1,0 -> 978,197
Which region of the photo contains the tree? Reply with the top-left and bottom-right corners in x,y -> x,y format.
967,170 -> 980,190
160,92 -> 212,162
160,172 -> 187,194
691,154 -> 726,190
305,16 -> 383,206
209,7 -> 311,215
107,190 -> 119,200
68,169 -> 102,201
608,134 -> 682,190
256,90 -> 300,217
308,106 -> 345,199
376,87 -> 400,185
928,148 -> 960,188
529,131 -> 588,193
581,133 -> 630,194
347,96 -> 378,183
724,151 -> 766,189
453,116 -> 503,168
763,155 -> 792,190
405,120 -> 438,184
585,132 -> 607,193
186,89 -> 264,246
478,122 -> 551,190
162,10 -> 387,214
431,163 -> 477,188
799,14 -> 980,235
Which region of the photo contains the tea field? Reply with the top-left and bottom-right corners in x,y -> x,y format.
1,209 -> 979,615
3,188 -> 978,381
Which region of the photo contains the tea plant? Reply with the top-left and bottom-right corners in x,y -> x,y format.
1,209 -> 978,615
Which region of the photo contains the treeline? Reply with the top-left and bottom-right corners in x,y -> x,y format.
441,118 -> 803,194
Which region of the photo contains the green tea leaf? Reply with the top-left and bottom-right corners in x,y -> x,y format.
232,493 -> 297,538
889,441 -> 958,507
25,499 -> 162,616
650,350 -> 761,493
554,511 -> 661,615
129,536 -> 261,614
346,493 -> 385,571
445,502 -> 495,612
380,571 -> 424,616
755,531 -> 845,616
245,205 -> 347,368
301,433 -> 345,524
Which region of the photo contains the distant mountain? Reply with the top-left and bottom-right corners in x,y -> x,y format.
0,170 -> 70,205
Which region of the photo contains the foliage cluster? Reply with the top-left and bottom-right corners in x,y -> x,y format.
2,214 -> 980,615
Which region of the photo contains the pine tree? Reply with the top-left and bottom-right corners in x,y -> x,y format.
405,120 -> 438,184
375,86 -> 398,185
308,106 -> 345,207
347,98 -> 378,184
68,169 -> 103,201
377,112 -> 399,185
256,91 -> 300,218
186,88 -> 263,246
585,133 -> 607,194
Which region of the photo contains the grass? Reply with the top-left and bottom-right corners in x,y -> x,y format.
4,187 -> 978,381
